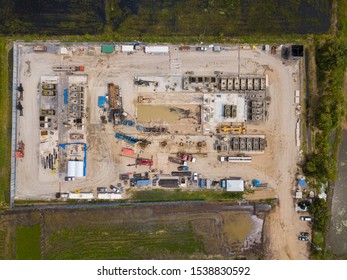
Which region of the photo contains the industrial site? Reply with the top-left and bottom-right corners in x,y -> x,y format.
12,42 -> 302,205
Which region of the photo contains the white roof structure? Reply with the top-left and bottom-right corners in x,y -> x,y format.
97,193 -> 123,200
60,47 -> 68,54
68,192 -> 94,200
67,160 -> 84,177
145,46 -> 169,54
121,45 -> 134,52
295,190 -> 303,199
226,180 -> 244,192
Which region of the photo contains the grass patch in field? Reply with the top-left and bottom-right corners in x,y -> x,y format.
130,189 -> 243,202
0,230 -> 5,259
15,224 -> 41,260
47,222 -> 204,259
0,39 -> 10,207
313,230 -> 324,248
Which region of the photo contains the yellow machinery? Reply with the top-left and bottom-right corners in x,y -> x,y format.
220,125 -> 246,134
138,96 -> 152,103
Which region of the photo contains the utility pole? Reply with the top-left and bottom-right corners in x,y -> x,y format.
309,240 -> 322,251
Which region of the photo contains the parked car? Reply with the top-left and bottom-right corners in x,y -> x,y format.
97,187 -> 107,192
193,172 -> 198,183
300,216 -> 312,221
300,232 -> 310,237
298,236 -> 309,241
196,46 -> 208,51
178,166 -> 189,171
64,176 -> 75,181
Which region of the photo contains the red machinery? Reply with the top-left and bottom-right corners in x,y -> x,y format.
136,158 -> 153,166
15,141 -> 25,158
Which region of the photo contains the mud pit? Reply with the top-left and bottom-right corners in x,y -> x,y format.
137,105 -> 201,124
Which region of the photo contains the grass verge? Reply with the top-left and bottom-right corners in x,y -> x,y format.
130,189 -> 243,202
0,39 -> 10,207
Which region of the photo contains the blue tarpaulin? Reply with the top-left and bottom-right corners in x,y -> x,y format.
64,89 -> 68,104
98,96 -> 106,108
299,179 -> 306,187
253,179 -> 260,187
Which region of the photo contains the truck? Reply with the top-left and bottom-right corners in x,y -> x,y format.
219,156 -> 252,163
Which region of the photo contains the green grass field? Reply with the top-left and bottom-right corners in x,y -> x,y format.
47,222 -> 204,259
15,225 -> 41,260
130,189 -> 243,202
0,39 -> 11,207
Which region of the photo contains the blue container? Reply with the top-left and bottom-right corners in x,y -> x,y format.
98,96 -> 106,108
64,89 -> 68,104
137,179 -> 152,186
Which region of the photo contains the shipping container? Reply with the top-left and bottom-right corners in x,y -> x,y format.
144,46 -> 169,54
101,45 -> 115,53
121,45 -> 134,52
136,179 -> 152,186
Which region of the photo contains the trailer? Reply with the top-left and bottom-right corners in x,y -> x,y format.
53,66 -> 84,72
145,46 -> 169,54
158,179 -> 179,188
171,171 -> 192,177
